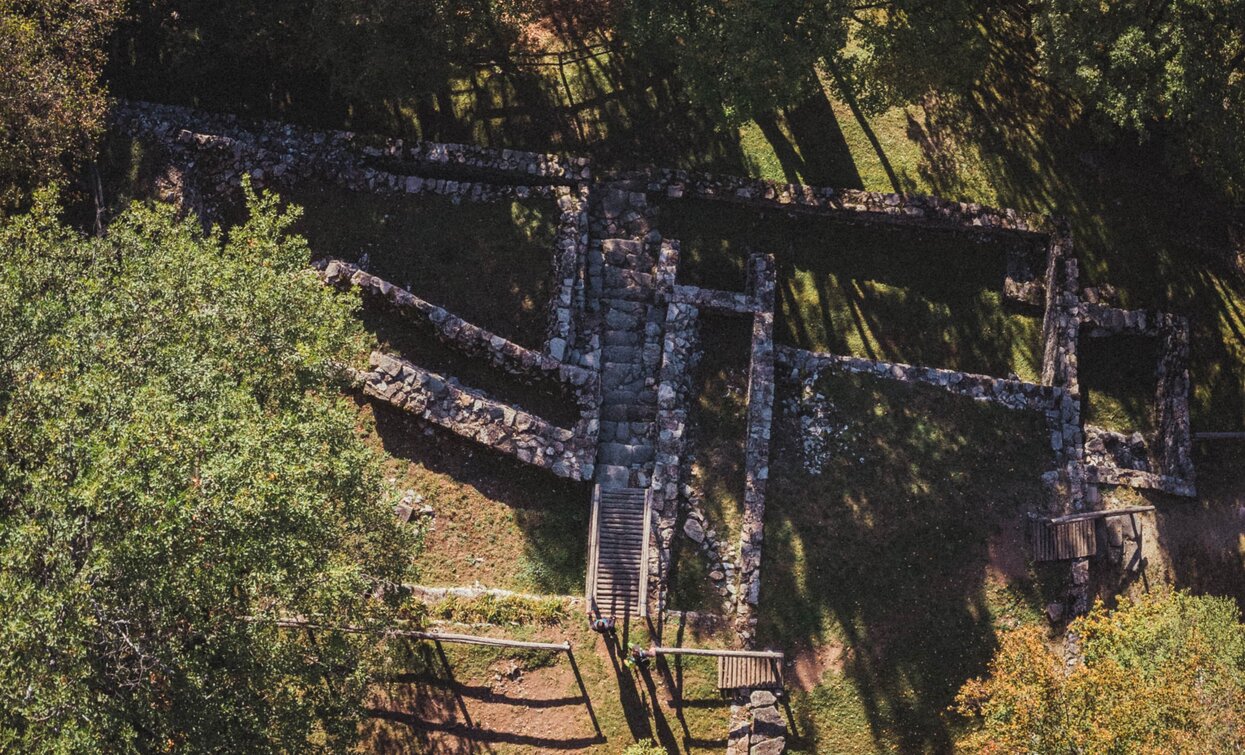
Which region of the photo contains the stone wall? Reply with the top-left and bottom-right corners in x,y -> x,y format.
359,352 -> 595,480
734,253 -> 777,645
607,167 -> 1055,236
548,189 -> 591,365
776,347 -> 1060,412
316,259 -> 597,401
115,100 -> 587,188
727,689 -> 787,755
651,298 -> 702,614
1078,303 -> 1195,494
117,100 -> 593,369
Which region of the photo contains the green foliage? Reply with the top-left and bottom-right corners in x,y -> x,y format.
957,591 -> 1245,754
0,0 -> 124,206
0,185 -> 418,752
626,0 -> 850,124
112,0 -> 535,128
1033,0 -> 1245,198
839,1 -> 993,114
424,593 -> 568,626
622,738 -> 668,755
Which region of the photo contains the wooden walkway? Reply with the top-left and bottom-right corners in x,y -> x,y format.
651,646 -> 784,690
586,486 -> 651,618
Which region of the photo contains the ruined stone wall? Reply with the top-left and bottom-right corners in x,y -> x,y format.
734,254 -> 777,645
727,689 -> 787,755
1078,302 -> 1195,495
116,101 -> 594,368
360,352 -> 595,480
776,347 -> 1060,412
607,167 -> 1055,236
316,259 -> 597,399
548,189 -> 591,365
115,100 -> 588,188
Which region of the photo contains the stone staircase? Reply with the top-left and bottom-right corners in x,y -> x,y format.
594,238 -> 664,489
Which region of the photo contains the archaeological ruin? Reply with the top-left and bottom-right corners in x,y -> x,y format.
113,99 -> 1199,753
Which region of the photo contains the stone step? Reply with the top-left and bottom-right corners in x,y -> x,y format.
604,330 -> 641,347
599,421 -> 655,443
605,299 -> 648,315
596,464 -> 632,488
604,308 -> 641,330
598,442 -> 654,466
601,345 -> 641,363
600,238 -> 643,259
600,404 -> 658,423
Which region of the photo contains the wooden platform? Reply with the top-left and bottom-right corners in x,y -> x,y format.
586,486 -> 651,618
652,646 -> 785,690
717,655 -> 783,690
1030,517 -> 1097,561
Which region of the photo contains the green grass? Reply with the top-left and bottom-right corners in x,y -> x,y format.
655,199 -> 1044,380
1079,334 -> 1161,434
762,370 -> 1055,752
287,181 -> 557,349
361,402 -> 592,596
686,316 -> 753,549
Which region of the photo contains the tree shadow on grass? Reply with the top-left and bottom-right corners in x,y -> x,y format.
107,7 -> 759,174
899,13 -> 1245,431
655,199 -> 1045,378
759,372 -> 1053,752
367,400 -> 591,596
755,82 -> 864,189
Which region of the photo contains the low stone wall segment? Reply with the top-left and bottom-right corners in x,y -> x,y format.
360,352 -> 595,481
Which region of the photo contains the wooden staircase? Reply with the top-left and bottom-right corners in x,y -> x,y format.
586,485 -> 652,618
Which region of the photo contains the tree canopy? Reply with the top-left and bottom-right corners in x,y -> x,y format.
0,0 -> 124,207
956,591 -> 1245,754
1034,0 -> 1245,196
0,186 -> 418,752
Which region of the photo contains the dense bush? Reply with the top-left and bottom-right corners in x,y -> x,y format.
0,0 -> 124,207
956,591 -> 1245,753
0,185 -> 418,752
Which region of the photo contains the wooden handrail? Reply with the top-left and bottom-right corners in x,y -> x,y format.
651,646 -> 784,660
1048,505 -> 1156,524
264,618 -> 571,652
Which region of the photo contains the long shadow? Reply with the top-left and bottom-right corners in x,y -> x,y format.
656,198 -> 1041,377
384,671 -> 589,709
824,59 -> 901,193
759,371 -> 1054,752
776,85 -> 865,188
604,632 -> 657,742
368,710 -> 602,750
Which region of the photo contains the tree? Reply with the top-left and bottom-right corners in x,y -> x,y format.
0,0 -> 125,207
1033,0 -> 1245,198
956,591 -> 1245,754
0,185 -> 419,751
625,0 -> 852,124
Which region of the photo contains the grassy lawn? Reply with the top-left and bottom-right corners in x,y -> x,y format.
655,199 -> 1044,381
1078,334 -> 1161,435
359,400 -> 591,596
287,181 -> 556,350
762,371 -> 1056,753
